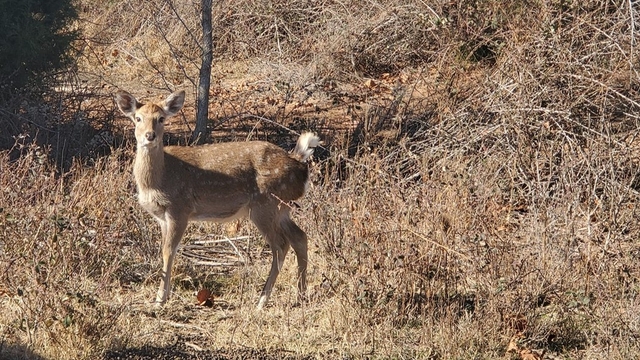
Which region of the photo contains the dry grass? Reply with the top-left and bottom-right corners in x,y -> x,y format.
2,0 -> 640,359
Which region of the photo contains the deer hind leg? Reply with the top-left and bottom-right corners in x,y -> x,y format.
155,214 -> 188,305
282,216 -> 308,304
251,204 -> 291,309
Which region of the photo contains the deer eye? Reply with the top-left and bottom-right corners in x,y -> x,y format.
135,116 -> 142,123
158,117 -> 165,123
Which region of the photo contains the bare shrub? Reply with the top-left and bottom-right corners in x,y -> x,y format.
0,145 -> 150,359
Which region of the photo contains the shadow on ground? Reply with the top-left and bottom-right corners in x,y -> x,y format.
103,343 -> 313,360
0,343 -> 47,360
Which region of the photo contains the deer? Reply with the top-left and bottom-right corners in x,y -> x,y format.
115,90 -> 320,309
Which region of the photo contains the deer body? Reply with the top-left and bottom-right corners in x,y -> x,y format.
116,90 -> 319,308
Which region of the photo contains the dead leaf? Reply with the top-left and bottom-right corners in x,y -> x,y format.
519,349 -> 542,360
196,289 -> 214,307
506,335 -> 520,354
364,79 -> 376,89
225,220 -> 241,236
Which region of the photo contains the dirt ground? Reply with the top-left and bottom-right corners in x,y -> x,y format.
103,343 -> 313,360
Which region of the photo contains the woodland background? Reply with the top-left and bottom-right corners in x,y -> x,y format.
1,1 -> 640,359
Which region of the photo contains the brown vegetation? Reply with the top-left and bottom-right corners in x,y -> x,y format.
2,0 -> 640,359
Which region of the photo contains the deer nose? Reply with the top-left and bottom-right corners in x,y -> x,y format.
145,132 -> 156,141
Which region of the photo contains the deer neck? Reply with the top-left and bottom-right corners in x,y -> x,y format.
133,144 -> 165,191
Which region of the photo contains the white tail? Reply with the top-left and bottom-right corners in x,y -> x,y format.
115,90 -> 319,309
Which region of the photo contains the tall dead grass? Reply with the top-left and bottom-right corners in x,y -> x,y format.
2,0 -> 640,359
78,0 -> 498,88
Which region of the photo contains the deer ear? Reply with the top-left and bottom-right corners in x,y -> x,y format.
115,91 -> 139,119
163,90 -> 185,117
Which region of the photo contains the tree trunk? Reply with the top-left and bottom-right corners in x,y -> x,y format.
192,0 -> 213,144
